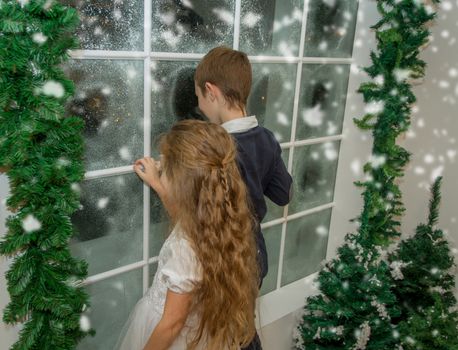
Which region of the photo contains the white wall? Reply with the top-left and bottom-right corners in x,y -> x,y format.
399,1 -> 458,297
0,175 -> 21,350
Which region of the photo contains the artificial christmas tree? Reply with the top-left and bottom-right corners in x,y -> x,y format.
390,177 -> 458,349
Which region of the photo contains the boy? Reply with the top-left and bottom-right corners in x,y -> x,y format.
195,46 -> 293,350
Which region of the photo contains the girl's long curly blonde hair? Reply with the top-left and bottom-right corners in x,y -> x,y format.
159,120 -> 259,350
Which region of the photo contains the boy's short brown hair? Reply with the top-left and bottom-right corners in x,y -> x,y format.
195,46 -> 252,111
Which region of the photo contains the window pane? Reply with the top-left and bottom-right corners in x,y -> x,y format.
281,208 -> 331,286
263,149 -> 289,223
65,60 -> 144,172
240,0 -> 303,56
289,141 -> 340,214
303,0 -> 358,58
260,224 -> 282,296
70,174 -> 143,276
62,0 -> 143,51
295,64 -> 350,140
150,60 -> 203,145
249,64 -> 297,143
149,194 -> 169,258
152,0 -> 235,53
77,269 -> 143,350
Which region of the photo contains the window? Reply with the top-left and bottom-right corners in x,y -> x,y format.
65,0 -> 358,348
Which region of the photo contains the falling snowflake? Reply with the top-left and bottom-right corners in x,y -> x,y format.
212,8 -> 233,25
32,33 -> 48,45
323,0 -> 337,7
276,112 -> 290,126
370,154 -> 386,168
17,0 -> 30,7
22,214 -> 42,233
374,75 -> 385,86
97,197 -> 110,209
113,9 -> 122,20
430,165 -> 444,182
43,0 -> 53,10
316,225 -> 328,236
324,143 -> 338,160
242,12 -> 262,28
79,315 -> 91,332
302,104 -> 324,127
40,80 -> 65,98
71,183 -> 81,193
57,157 -> 70,168
364,101 -> 385,115
161,30 -> 180,48
181,0 -> 193,8
119,146 -> 132,161
102,86 -> 112,95
393,68 -> 411,82
318,41 -> 328,51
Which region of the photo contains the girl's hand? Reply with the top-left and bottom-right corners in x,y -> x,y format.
134,157 -> 162,190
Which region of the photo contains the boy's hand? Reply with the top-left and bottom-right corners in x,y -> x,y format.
134,157 -> 162,191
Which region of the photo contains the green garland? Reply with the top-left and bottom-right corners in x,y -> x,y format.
294,1 -> 448,349
0,1 -> 91,349
354,0 -> 440,245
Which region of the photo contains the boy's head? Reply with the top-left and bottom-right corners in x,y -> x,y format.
195,46 -> 252,123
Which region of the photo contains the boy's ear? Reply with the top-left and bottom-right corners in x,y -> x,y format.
205,82 -> 220,101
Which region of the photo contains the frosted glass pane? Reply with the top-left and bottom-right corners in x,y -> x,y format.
295,64 -> 350,140
149,213 -> 169,258
77,269 -> 143,350
303,0 -> 358,58
263,149 -> 289,223
249,64 -> 297,143
62,0 -> 143,51
70,174 -> 143,276
260,224 -> 282,296
289,141 -> 340,214
65,60 -> 144,171
152,0 -> 235,53
150,61 -> 204,146
240,0 -> 303,56
281,209 -> 331,286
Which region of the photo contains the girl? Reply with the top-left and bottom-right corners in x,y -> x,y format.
116,120 -> 259,350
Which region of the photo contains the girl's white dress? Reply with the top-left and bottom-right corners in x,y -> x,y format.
115,225 -> 204,350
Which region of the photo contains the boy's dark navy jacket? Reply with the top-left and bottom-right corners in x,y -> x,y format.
223,117 -> 292,281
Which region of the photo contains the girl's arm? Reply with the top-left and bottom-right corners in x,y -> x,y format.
133,157 -> 177,218
143,290 -> 193,350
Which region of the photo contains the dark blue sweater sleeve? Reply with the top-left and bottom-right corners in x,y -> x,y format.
264,144 -> 292,206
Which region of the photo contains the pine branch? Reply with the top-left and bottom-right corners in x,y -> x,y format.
427,176 -> 442,228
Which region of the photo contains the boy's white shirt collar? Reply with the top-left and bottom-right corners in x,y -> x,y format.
220,115 -> 258,134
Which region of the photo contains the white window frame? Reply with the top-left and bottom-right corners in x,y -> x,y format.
69,0 -> 369,329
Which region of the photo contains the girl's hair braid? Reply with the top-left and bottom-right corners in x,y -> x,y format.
159,120 -> 259,350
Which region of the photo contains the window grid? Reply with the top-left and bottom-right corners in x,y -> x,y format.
76,0 -> 352,290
